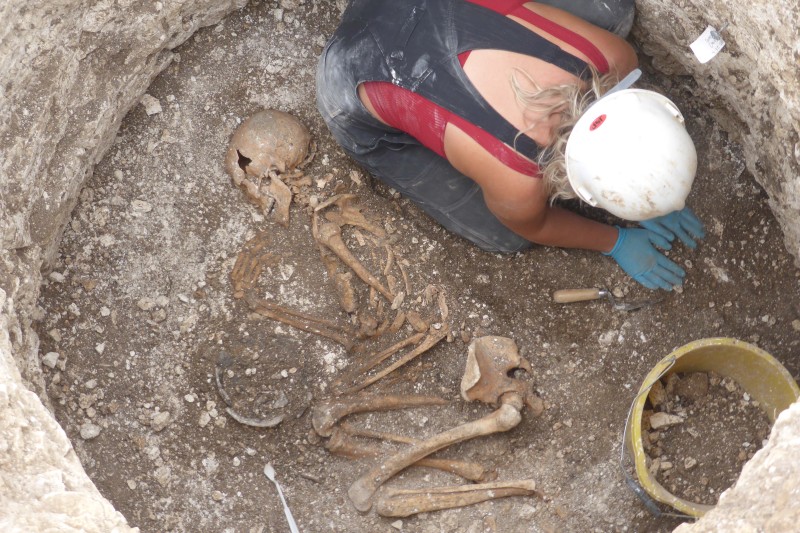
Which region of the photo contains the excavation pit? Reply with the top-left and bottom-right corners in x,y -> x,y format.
3,1 -> 800,532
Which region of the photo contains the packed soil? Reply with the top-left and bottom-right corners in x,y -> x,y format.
33,1 -> 800,532
645,372 -> 772,506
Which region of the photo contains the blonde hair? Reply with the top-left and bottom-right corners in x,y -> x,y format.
511,66 -> 619,202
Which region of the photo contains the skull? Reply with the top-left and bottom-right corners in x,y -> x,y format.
225,109 -> 312,181
225,109 -> 313,226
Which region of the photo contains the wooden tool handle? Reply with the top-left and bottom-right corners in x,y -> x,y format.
553,288 -> 603,303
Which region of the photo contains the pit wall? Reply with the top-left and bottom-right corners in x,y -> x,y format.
0,0 -> 797,531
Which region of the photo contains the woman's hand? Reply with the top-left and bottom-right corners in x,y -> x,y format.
605,226 -> 686,290
639,207 -> 705,249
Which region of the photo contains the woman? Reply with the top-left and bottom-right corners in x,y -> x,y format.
316,0 -> 705,290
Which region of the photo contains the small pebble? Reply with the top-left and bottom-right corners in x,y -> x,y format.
42,352 -> 59,369
80,422 -> 102,440
140,94 -> 162,115
151,411 -> 171,432
137,297 -> 155,311
211,491 -> 224,502
391,520 -> 403,530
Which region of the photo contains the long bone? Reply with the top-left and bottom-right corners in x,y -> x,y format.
331,331 -> 426,392
316,221 -> 394,301
375,479 -> 540,517
245,294 -> 355,350
347,336 -> 541,512
311,394 -> 448,438
326,428 -> 491,482
337,327 -> 449,395
337,422 -> 498,482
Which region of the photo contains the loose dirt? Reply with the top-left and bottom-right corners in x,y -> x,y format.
33,1 -> 800,532
646,372 -> 772,506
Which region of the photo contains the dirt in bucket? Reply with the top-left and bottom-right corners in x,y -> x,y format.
642,372 -> 772,505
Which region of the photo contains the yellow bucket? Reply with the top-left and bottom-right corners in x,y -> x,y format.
627,338 -> 800,517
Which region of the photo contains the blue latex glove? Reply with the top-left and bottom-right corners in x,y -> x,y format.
605,227 -> 686,290
639,207 -> 706,249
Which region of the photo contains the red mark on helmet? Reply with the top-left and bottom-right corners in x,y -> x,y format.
589,114 -> 607,131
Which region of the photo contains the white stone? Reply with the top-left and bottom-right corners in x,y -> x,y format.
42,352 -> 59,369
140,94 -> 162,115
649,412 -> 684,429
80,422 -> 102,440
151,411 -> 171,432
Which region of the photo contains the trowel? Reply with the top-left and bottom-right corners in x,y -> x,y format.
552,288 -> 662,312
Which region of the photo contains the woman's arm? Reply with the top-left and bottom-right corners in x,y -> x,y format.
444,124 -> 618,252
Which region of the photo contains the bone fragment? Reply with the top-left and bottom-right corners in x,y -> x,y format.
231,233 -> 274,295
375,479 -> 540,517
423,285 -> 438,306
225,406 -> 285,428
461,336 -> 541,414
389,312 -> 406,334
316,194 -> 386,237
267,171 -> 293,227
348,392 -> 524,512
326,428 -> 490,482
406,311 -> 429,333
314,193 -> 358,213
390,291 -> 405,310
386,274 -> 398,296
438,291 -> 449,321
398,259 -> 411,296
319,243 -> 358,314
245,294 -> 354,350
357,314 -> 379,338
339,327 -> 449,395
311,394 -> 448,438
353,228 -> 366,246
317,222 -> 394,301
383,246 -> 395,277
372,317 -> 392,338
332,331 -> 427,393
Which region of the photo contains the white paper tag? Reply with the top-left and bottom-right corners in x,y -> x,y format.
690,26 -> 726,64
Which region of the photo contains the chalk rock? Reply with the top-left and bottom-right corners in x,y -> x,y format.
649,412 -> 684,429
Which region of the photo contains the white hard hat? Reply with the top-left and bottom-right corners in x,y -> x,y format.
565,89 -> 697,221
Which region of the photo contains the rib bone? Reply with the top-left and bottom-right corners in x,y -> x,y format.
375,479 -> 540,517
311,394 -> 448,438
338,327 -> 448,395
331,331 -> 426,393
